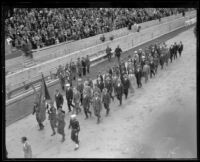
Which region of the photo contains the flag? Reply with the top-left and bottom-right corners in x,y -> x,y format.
41,73 -> 51,101
30,84 -> 40,104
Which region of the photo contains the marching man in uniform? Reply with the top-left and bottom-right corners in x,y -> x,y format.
47,101 -> 57,136
55,89 -> 64,110
57,107 -> 66,142
65,83 -> 74,112
92,92 -> 102,124
115,79 -> 124,106
68,114 -> 80,151
32,97 -> 46,130
73,87 -> 81,115
122,74 -> 130,99
102,88 -> 111,116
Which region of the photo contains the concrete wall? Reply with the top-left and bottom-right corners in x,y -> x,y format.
6,11 -> 196,92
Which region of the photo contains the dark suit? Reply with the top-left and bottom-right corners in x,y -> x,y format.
66,88 -> 74,112
135,68 -> 143,88
115,83 -> 123,105
55,93 -> 64,109
122,78 -> 130,99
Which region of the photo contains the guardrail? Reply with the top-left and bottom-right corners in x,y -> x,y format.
6,11 -> 196,102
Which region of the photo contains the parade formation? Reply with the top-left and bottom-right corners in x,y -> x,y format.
30,40 -> 184,154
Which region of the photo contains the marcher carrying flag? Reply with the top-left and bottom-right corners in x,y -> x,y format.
31,73 -> 51,130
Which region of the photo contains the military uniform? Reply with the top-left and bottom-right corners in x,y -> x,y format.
178,42 -> 183,57
77,80 -> 84,105
76,59 -> 82,77
135,67 -> 143,88
47,103 -> 57,136
122,76 -> 130,99
115,82 -> 124,105
73,90 -> 81,115
82,90 -> 92,119
65,85 -> 74,112
149,61 -> 155,78
92,94 -> 102,124
102,89 -> 111,116
55,91 -> 64,110
32,99 -> 46,130
57,109 -> 66,142
143,63 -> 150,83
104,78 -> 114,101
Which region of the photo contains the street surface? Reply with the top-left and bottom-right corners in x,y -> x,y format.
6,27 -> 196,158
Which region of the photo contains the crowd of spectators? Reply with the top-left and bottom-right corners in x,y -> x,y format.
5,8 -> 192,51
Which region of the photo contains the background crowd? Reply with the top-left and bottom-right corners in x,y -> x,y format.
5,8 -> 189,51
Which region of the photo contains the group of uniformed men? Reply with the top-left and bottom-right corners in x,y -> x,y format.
32,40 -> 183,151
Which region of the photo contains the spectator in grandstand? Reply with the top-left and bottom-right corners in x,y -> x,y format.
5,8 -> 192,52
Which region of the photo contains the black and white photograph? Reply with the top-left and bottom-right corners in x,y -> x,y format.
3,2 -> 198,159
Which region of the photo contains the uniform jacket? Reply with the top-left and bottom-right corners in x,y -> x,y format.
55,93 -> 64,106
57,111 -> 66,134
69,119 -> 80,132
122,78 -> 130,90
102,92 -> 111,105
66,88 -> 73,100
77,83 -> 84,94
115,83 -> 124,96
73,91 -> 81,104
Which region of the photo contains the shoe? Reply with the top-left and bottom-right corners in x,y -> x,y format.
51,132 -> 56,136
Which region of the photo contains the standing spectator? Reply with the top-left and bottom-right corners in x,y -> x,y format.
81,57 -> 87,76
106,45 -> 112,62
115,45 -> 122,64
85,55 -> 91,74
21,137 -> 32,158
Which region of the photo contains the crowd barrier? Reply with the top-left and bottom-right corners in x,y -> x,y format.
6,11 -> 196,96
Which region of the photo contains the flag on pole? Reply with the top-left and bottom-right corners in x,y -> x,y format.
31,84 -> 40,104
41,73 -> 51,101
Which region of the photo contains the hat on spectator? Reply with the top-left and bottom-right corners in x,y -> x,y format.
78,78 -> 82,81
